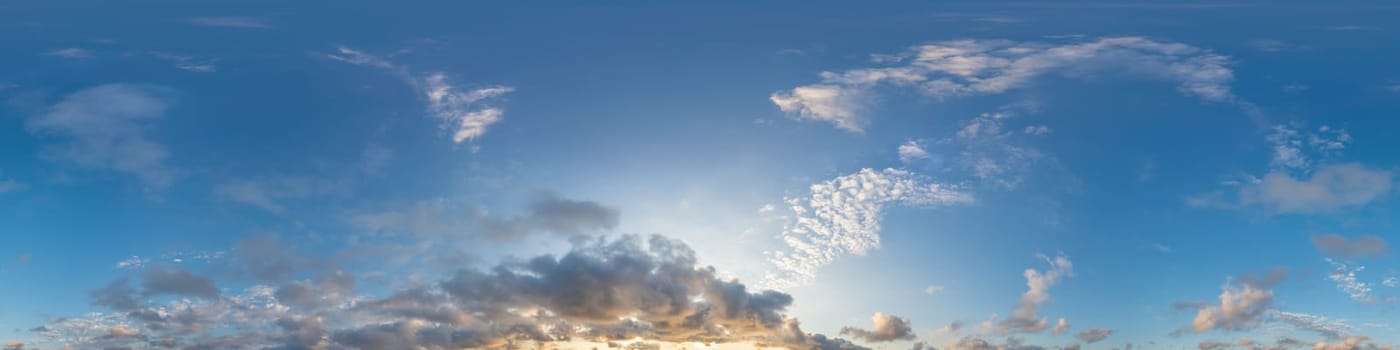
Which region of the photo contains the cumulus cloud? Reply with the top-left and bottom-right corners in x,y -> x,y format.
765,168 -> 972,289
139,266 -> 221,299
1311,235 -> 1387,259
1311,336 -> 1390,350
771,37 -> 1235,132
185,16 -> 273,29
841,312 -> 916,343
26,85 -> 176,191
1236,164 -> 1392,214
328,46 -> 513,146
997,254 -> 1073,334
937,320 -> 965,336
1076,328 -> 1112,343
899,140 -> 931,163
1189,270 -> 1285,333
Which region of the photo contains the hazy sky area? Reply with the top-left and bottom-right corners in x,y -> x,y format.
3,1 -> 1400,350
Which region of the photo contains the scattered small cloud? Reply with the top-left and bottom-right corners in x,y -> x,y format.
996,254 -> 1073,334
1023,125 -> 1051,136
1325,259 -> 1376,303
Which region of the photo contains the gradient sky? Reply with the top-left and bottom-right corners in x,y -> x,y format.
2,1 -> 1400,350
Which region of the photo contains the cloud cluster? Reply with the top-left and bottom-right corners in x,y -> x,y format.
772,37 -> 1234,132
1324,259 -> 1376,303
841,312 -> 917,342
32,235 -> 863,349
766,168 -> 972,289
26,85 -> 176,191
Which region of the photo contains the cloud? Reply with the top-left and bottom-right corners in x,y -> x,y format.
840,312 -> 916,342
185,16 -> 274,29
1271,311 -> 1354,340
0,178 -> 26,193
1200,340 -> 1234,350
41,234 -> 864,349
1311,336 -> 1390,350
146,52 -> 219,73
1190,271 -> 1282,333
1311,235 -> 1387,259
213,175 -> 349,213
354,192 -> 619,241
899,140 -> 931,163
1237,163 -> 1392,214
1325,259 -> 1375,303
328,46 -> 513,146
771,37 -> 1235,132
997,254 -> 1073,334
1265,124 -> 1351,172
930,321 -> 962,338
950,112 -> 1046,189
139,266 -> 221,299
1023,125 -> 1051,136
45,48 -> 93,59
1052,318 -> 1070,335
770,84 -> 869,132
26,85 -> 176,191
1076,328 -> 1112,343
925,285 -> 946,295
765,168 -> 972,289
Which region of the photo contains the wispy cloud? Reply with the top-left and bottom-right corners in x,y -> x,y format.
327,46 -> 513,147
44,48 -> 94,59
26,85 -> 176,192
772,37 -> 1235,132
186,16 -> 274,29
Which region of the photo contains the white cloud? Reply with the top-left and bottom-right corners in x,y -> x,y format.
45,48 -> 94,59
1265,124 -> 1350,172
770,84 -> 867,132
1325,259 -> 1375,303
329,47 -> 513,145
1238,163 -> 1392,214
115,256 -> 146,269
186,16 -> 274,29
772,37 -> 1235,132
147,52 -> 218,73
1023,125 -> 1051,135
326,46 -> 395,70
27,85 -> 176,191
898,140 -> 931,163
924,285 -> 945,295
1271,311 -> 1354,340
764,168 -> 972,289
421,73 -> 514,144
997,254 -> 1073,334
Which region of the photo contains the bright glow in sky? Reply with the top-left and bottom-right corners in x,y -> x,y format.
3,1 -> 1400,350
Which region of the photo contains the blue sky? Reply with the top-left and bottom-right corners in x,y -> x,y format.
2,1 -> 1400,349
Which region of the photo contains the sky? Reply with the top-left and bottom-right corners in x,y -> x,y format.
2,1 -> 1400,350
